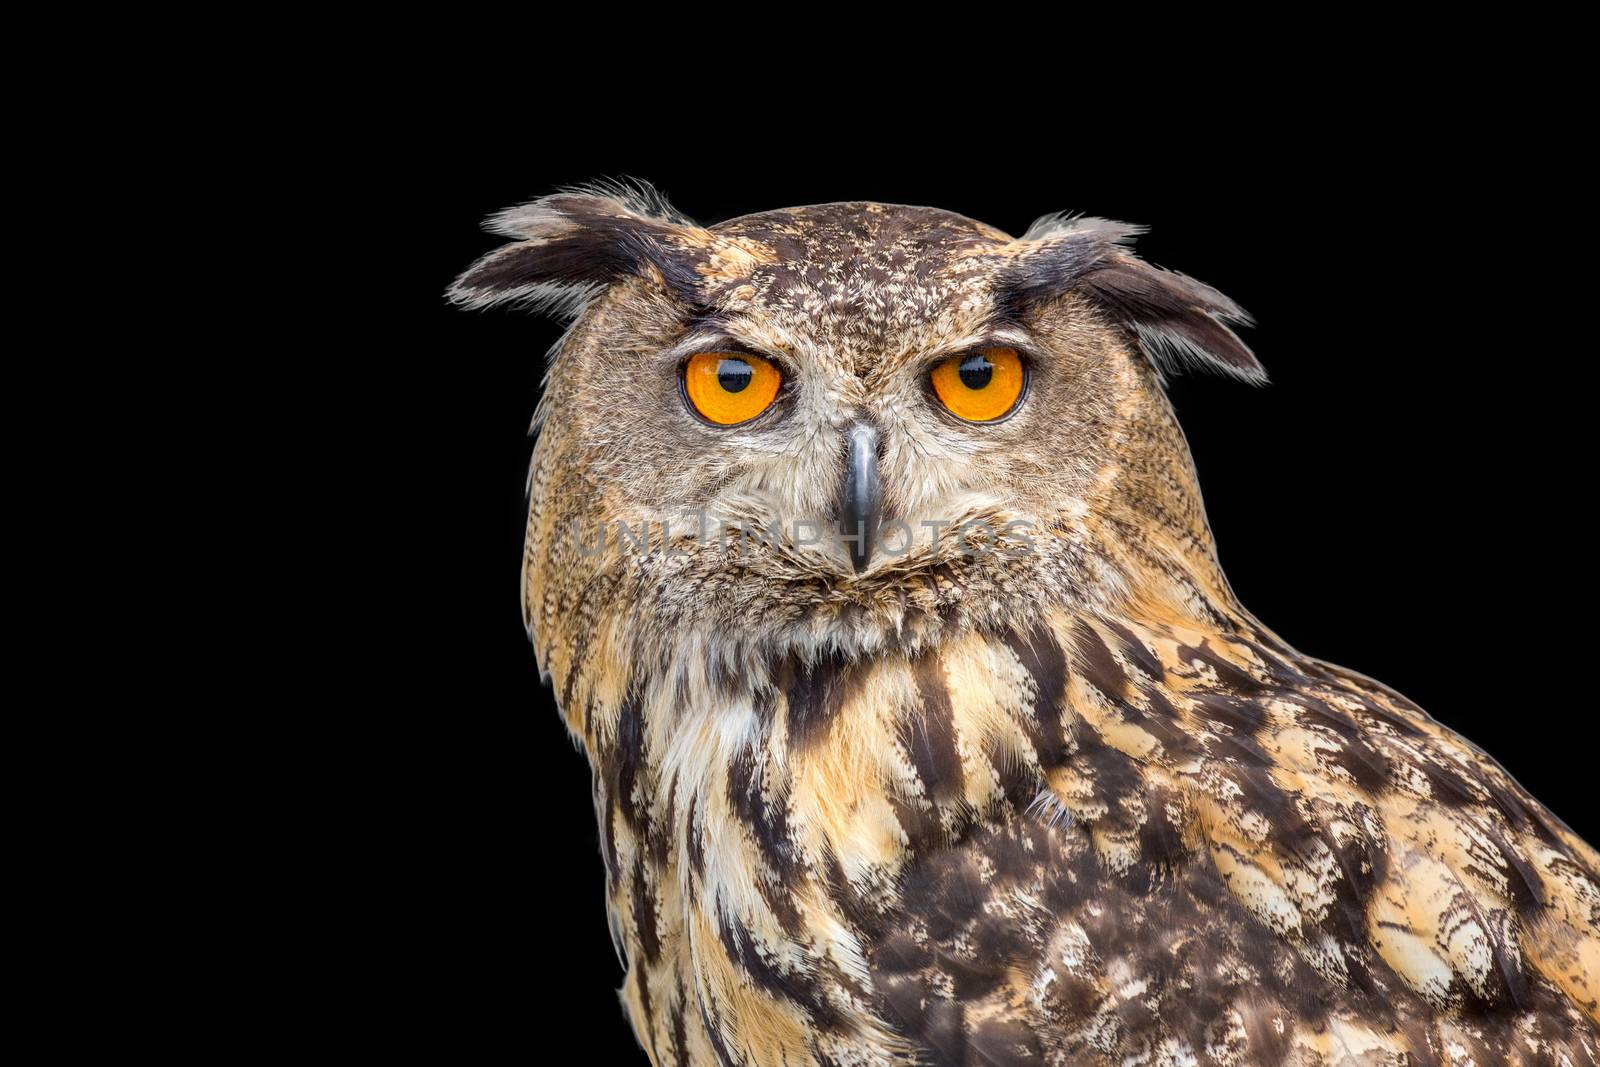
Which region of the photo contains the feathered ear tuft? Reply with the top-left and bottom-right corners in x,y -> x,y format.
997,214 -> 1265,384
447,179 -> 705,316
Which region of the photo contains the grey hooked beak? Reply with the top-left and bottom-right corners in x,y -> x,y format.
838,422 -> 881,573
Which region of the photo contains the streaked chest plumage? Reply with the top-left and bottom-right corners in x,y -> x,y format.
552,595 -> 1599,1066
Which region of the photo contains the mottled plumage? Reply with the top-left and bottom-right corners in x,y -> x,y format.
452,182 -> 1599,1065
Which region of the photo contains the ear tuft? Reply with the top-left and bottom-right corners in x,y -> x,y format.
1079,261 -> 1264,384
447,178 -> 703,316
1019,212 -> 1146,245
997,215 -> 1265,385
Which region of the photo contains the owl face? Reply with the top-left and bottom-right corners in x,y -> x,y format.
536,244 -> 1124,577
453,186 -> 1259,660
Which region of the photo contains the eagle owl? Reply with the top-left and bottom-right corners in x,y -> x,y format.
451,183 -> 1599,1066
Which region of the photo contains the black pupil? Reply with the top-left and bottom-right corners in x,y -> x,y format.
717,358 -> 753,393
958,353 -> 993,390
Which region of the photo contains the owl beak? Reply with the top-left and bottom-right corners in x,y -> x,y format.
839,422 -> 881,573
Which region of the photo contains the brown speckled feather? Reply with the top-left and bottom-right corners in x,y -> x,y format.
453,184 -> 1599,1065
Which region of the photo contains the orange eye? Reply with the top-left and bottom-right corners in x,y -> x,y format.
683,352 -> 782,425
930,347 -> 1025,422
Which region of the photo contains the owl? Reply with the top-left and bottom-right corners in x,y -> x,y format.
451,182 -> 1599,1066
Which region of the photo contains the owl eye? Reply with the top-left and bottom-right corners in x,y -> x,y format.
684,352 -> 782,425
930,347 -> 1025,422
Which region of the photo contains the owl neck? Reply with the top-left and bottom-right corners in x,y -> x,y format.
543,451 -> 1292,893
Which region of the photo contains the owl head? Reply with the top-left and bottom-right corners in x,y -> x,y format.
451,182 -> 1260,675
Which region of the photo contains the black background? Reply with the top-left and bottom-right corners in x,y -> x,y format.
398,113 -> 1592,1056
